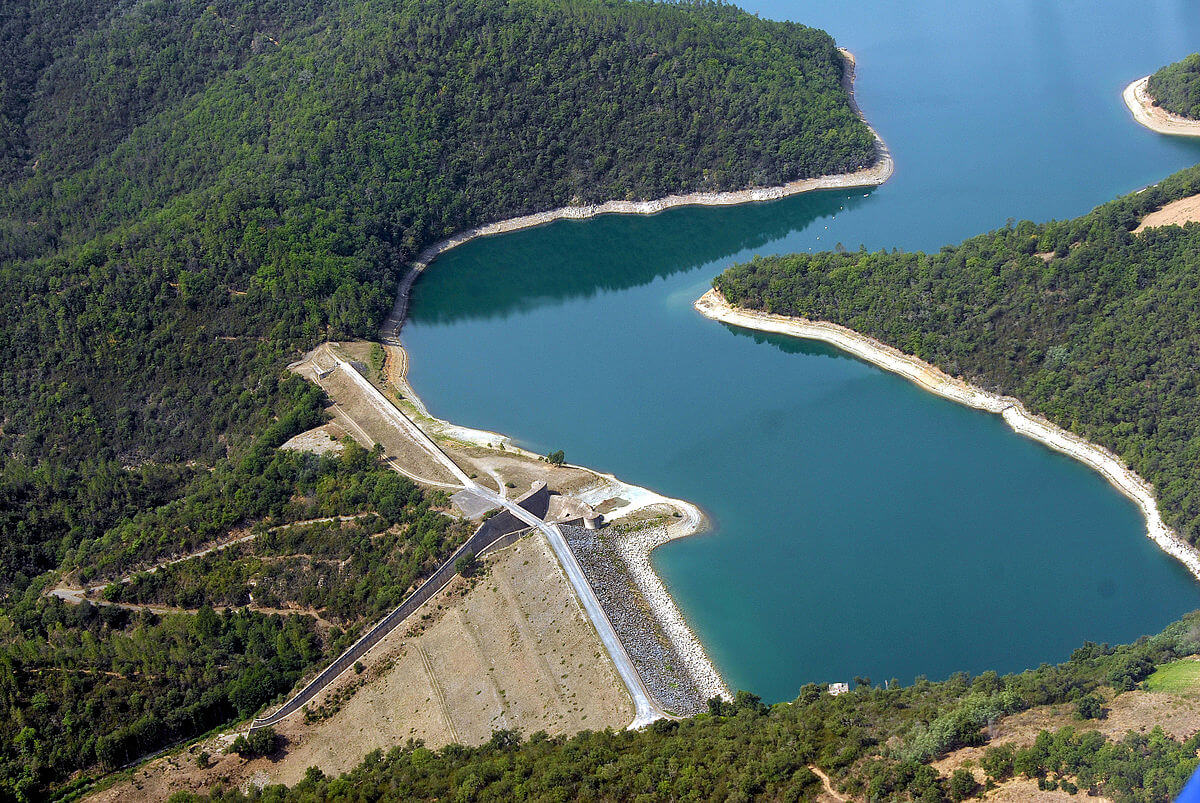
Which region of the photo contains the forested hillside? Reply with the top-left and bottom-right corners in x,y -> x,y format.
0,0 -> 872,586
1147,53 -> 1200,120
0,0 -> 877,797
175,614 -> 1200,802
0,431 -> 470,797
717,164 -> 1200,548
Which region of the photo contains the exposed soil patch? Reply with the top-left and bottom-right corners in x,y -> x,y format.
292,355 -> 458,487
450,447 -> 599,500
931,687 -> 1200,800
1134,192 -> 1200,233
279,422 -> 347,455
982,778 -> 1087,801
87,536 -> 632,801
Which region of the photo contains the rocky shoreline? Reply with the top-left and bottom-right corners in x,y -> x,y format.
606,519 -> 730,703
381,49 -> 893,341
695,288 -> 1200,583
1122,76 -> 1200,138
561,524 -> 710,715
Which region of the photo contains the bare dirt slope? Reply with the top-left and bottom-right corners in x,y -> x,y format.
279,422 -> 347,455
930,687 -> 1200,801
87,536 -> 633,801
293,356 -> 459,487
1134,192 -> 1200,232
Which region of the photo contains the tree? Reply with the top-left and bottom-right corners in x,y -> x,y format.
228,727 -> 279,758
981,744 -> 1015,782
546,450 -> 566,466
455,552 -> 479,578
948,768 -> 979,801
1075,693 -> 1104,720
369,343 -> 385,382
194,604 -> 220,638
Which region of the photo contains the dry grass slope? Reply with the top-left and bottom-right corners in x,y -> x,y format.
86,537 -> 633,801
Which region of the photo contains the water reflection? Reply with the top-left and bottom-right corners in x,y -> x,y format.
409,189 -> 872,324
720,322 -> 862,362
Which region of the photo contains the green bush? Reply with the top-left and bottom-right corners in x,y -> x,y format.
455,552 -> 479,578
1148,54 -> 1200,120
228,727 -> 279,758
1075,693 -> 1104,720
948,768 -> 980,801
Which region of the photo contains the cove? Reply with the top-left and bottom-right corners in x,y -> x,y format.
402,0 -> 1200,701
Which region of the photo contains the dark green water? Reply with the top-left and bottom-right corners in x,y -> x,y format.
404,0 -> 1200,701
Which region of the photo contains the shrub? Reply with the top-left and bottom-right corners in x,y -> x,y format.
1075,693 -> 1104,720
228,727 -> 279,758
948,768 -> 980,801
455,552 -> 479,578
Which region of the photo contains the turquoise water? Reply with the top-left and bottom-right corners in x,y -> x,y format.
403,0 -> 1200,701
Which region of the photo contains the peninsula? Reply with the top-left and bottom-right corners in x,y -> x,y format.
694,288 -> 1200,581
710,162 -> 1200,566
1124,54 -> 1200,136
1123,77 -> 1200,136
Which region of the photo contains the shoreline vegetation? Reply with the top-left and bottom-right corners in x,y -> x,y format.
381,49 -> 893,341
694,288 -> 1200,583
1122,76 -> 1200,137
0,0 -> 891,792
380,49 -> 893,708
387,346 -> 731,705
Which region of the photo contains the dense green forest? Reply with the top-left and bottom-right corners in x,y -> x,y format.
717,163 -> 1200,547
0,0 -> 877,797
0,0 -> 870,585
2,601 -> 321,797
167,615 -> 1200,802
1147,53 -> 1200,119
103,465 -> 466,625
0,438 -> 467,798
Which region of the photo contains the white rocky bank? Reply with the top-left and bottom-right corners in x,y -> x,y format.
695,288 -> 1200,583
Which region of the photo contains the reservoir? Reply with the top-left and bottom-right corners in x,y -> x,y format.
403,0 -> 1200,701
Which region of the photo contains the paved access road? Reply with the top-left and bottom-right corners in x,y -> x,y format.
465,484 -> 665,728
251,515 -> 530,730
254,348 -> 666,731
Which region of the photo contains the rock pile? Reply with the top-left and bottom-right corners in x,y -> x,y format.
561,524 -> 707,715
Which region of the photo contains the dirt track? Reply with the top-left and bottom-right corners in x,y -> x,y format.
86,537 -> 633,801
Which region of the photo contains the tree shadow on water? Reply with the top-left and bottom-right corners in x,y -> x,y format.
718,320 -> 862,363
408,187 -> 875,325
